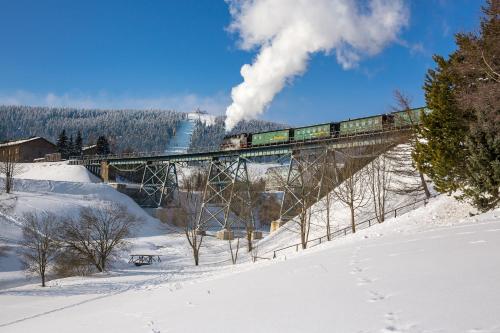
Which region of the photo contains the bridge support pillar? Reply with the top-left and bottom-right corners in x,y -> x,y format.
196,156 -> 255,234
277,148 -> 333,230
139,162 -> 179,208
216,229 -> 234,240
270,220 -> 286,233
100,161 -> 110,183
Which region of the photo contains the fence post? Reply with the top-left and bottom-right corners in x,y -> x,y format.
344,229 -> 347,236
368,219 -> 371,227
319,238 -> 322,244
296,244 -> 298,252
273,251 -> 276,259
394,209 -> 397,218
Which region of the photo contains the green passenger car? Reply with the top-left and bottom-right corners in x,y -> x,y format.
251,129 -> 290,146
293,123 -> 331,141
393,107 -> 426,127
339,115 -> 385,135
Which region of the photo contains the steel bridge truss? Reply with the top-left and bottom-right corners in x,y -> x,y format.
279,148 -> 336,223
139,162 -> 179,208
196,156 -> 255,231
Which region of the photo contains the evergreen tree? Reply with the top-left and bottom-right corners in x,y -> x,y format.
56,130 -> 68,159
414,55 -> 470,193
455,0 -> 500,210
74,130 -> 83,156
96,136 -> 110,155
68,135 -> 75,158
414,0 -> 499,210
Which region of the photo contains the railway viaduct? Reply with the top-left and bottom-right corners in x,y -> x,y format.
71,125 -> 413,239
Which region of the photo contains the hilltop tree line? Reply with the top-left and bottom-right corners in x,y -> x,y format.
415,0 -> 499,211
189,116 -> 287,152
0,105 -> 183,152
55,130 -> 110,158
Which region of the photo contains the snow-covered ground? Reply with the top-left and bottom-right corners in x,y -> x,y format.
0,163 -> 239,291
13,162 -> 100,183
1,193 -> 499,332
1,154 -> 499,332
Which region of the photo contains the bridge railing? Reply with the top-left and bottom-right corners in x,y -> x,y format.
69,150 -> 170,162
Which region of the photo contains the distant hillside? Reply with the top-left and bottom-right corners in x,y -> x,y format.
189,116 -> 287,152
0,105 -> 184,152
0,105 -> 285,154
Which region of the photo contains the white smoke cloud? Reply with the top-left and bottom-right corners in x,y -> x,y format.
224,0 -> 409,130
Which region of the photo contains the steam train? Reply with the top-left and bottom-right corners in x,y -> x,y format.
220,108 -> 425,151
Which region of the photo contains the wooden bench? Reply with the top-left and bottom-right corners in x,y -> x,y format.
128,254 -> 162,266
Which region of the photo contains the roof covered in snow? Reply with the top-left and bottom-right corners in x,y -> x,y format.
0,137 -> 50,148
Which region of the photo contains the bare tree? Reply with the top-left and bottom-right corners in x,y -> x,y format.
367,148 -> 393,223
278,151 -> 325,249
332,154 -> 369,233
257,193 -> 281,226
317,149 -> 340,241
61,203 -> 139,272
0,149 -> 22,193
392,90 -> 431,198
180,169 -> 204,266
230,179 -> 260,252
19,212 -> 61,287
228,237 -> 240,264
250,242 -> 260,263
185,224 -> 203,266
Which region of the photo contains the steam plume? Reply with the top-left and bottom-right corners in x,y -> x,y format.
224,0 -> 408,130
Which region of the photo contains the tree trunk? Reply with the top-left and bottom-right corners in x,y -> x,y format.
94,261 -> 104,272
194,249 -> 199,266
246,230 -> 252,252
350,205 -> 356,234
6,171 -> 11,193
326,194 -> 331,241
41,270 -> 46,287
419,170 -> 431,199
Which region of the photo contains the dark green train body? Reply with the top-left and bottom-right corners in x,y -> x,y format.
220,107 -> 426,150
392,107 -> 427,127
339,115 -> 388,134
251,129 -> 290,146
293,123 -> 334,141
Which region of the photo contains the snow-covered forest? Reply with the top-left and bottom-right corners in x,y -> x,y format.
0,105 -> 183,152
0,105 -> 285,153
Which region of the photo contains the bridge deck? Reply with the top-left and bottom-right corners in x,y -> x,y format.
73,126 -> 411,166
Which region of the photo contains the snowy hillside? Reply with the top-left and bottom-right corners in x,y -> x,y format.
1,151 -> 499,332
0,194 -> 499,332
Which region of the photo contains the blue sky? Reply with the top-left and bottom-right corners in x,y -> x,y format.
0,0 -> 484,126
